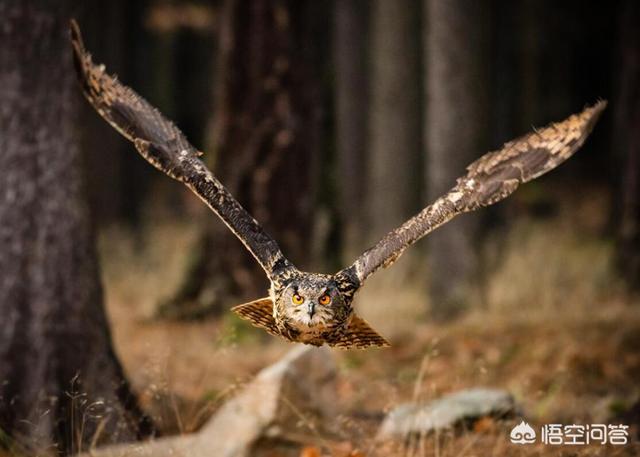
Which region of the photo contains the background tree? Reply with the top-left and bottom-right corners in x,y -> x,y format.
334,0 -> 369,261
159,0 -> 326,318
613,0 -> 640,286
367,0 -> 421,260
0,2 -> 152,453
424,0 -> 489,319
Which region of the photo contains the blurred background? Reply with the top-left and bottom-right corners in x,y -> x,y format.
1,0 -> 639,456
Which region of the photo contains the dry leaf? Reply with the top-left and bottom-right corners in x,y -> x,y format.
300,446 -> 321,457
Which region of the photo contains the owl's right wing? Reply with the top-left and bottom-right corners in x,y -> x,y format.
70,20 -> 293,279
339,101 -> 606,287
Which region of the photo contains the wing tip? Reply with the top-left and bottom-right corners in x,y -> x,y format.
69,19 -> 81,43
68,19 -> 92,92
591,99 -> 608,112
581,99 -> 607,133
69,18 -> 85,58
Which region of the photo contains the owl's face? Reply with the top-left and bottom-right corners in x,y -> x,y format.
274,273 -> 350,336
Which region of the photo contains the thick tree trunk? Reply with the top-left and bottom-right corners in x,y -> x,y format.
614,0 -> 640,287
160,0 -> 323,318
424,0 -> 489,320
208,0 -> 323,270
0,2 -> 152,453
334,0 -> 369,261
367,0 -> 421,252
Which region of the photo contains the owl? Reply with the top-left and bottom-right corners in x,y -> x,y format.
70,21 -> 606,349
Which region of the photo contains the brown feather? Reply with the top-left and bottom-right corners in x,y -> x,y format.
69,20 -> 292,279
231,298 -> 279,336
329,315 -> 390,349
341,102 -> 606,284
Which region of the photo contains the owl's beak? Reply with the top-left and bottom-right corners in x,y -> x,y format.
307,302 -> 316,318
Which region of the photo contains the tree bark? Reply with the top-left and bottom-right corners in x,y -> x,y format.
334,0 -> 369,261
0,2 -> 152,453
424,0 -> 489,319
614,0 -> 640,287
367,0 -> 422,252
160,0 -> 324,318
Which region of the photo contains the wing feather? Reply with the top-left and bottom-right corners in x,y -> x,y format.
341,101 -> 606,285
70,20 -> 292,278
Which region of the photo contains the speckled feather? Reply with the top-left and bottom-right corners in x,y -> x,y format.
341,101 -> 606,284
70,20 -> 291,280
70,20 -> 604,349
71,21 -> 388,349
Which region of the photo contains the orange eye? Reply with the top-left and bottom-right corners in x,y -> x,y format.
319,294 -> 331,305
291,293 -> 304,305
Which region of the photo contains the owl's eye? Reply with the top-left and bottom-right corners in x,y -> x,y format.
318,294 -> 331,305
291,293 -> 304,305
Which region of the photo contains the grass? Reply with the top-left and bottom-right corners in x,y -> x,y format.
89,185 -> 640,456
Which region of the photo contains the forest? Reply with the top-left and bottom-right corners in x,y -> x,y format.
1,0 -> 639,456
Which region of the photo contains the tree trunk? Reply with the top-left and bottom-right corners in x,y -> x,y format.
614,0 -> 640,287
334,0 -> 369,261
367,0 -> 421,254
424,0 -> 489,320
0,2 -> 152,453
160,0 -> 324,318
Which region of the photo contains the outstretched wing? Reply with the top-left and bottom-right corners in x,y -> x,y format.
70,20 -> 292,279
340,101 -> 606,285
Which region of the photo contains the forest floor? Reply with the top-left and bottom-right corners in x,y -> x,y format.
98,184 -> 640,457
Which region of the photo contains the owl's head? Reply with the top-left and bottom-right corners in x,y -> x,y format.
232,270 -> 389,348
276,273 -> 349,333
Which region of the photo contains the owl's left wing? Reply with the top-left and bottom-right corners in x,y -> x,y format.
339,102 -> 606,286
70,21 -> 292,279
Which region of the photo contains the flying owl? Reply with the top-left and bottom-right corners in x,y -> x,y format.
70,21 -> 606,349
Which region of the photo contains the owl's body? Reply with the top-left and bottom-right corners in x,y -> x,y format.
234,267 -> 389,347
70,20 -> 606,349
